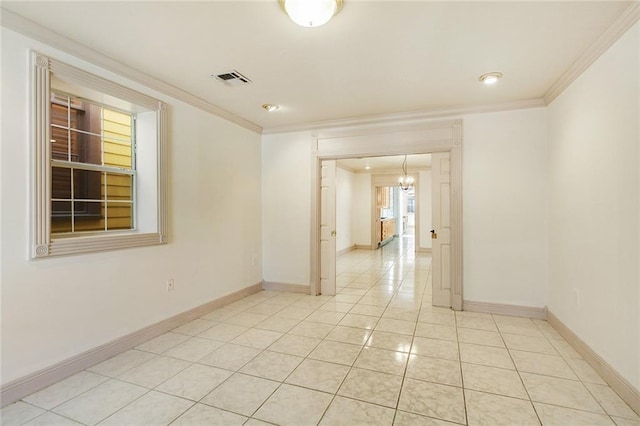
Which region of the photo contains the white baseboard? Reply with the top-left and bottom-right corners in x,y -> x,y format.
0,281 -> 263,408
547,310 -> 640,416
337,245 -> 356,257
463,300 -> 547,319
262,281 -> 310,294
416,247 -> 432,253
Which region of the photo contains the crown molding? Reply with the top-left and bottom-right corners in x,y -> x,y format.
263,98 -> 546,135
544,1 -> 640,105
0,8 -> 263,134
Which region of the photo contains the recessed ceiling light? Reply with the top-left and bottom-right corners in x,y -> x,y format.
262,104 -> 280,112
364,165 -> 371,170
479,72 -> 503,85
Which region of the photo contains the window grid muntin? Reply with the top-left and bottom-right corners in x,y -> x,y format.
50,166 -> 135,235
50,92 -> 136,236
50,91 -> 134,169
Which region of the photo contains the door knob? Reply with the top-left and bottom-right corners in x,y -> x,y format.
331,231 -> 336,237
431,229 -> 437,239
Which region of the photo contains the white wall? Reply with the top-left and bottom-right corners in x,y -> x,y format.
336,167 -> 355,252
1,29 -> 263,385
547,22 -> 639,389
462,108 -> 549,307
262,108 -> 549,309
262,131 -> 313,285
353,173 -> 372,247
419,170 -> 432,250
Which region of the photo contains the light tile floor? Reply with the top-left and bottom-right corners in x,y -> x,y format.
3,236 -> 639,425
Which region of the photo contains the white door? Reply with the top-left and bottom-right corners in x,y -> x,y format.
320,160 -> 337,295
431,152 -> 452,307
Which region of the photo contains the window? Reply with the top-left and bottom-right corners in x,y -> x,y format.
50,93 -> 134,233
31,52 -> 167,258
407,196 -> 415,214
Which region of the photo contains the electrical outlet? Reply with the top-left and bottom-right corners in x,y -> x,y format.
167,279 -> 175,292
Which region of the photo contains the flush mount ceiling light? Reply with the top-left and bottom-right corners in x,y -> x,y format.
279,0 -> 343,27
479,72 -> 503,85
262,104 -> 280,112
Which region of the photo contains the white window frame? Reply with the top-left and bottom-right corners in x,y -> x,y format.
30,52 -> 168,258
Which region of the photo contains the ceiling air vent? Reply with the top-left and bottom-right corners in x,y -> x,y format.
213,70 -> 252,86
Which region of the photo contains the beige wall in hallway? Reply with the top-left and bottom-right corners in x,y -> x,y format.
547,22 -> 639,390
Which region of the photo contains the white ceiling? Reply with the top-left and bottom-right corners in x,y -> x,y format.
2,1 -> 632,131
338,154 -> 431,173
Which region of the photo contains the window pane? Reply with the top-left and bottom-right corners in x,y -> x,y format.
71,130 -> 102,165
73,169 -> 102,201
74,201 -> 104,232
51,201 -> 72,233
51,125 -> 69,161
106,173 -> 133,202
51,167 -> 71,200
103,141 -> 132,169
51,97 -> 69,128
106,202 -> 133,230
69,99 -> 102,136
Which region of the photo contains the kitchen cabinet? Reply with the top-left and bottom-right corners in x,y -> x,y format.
376,187 -> 390,208
381,218 -> 396,241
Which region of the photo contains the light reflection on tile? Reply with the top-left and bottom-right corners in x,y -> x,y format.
411,336 -> 459,361
366,330 -> 413,353
354,346 -> 409,376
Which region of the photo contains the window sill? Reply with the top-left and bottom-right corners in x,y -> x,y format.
34,232 -> 167,258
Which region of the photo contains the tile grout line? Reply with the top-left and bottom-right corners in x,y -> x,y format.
391,259 -> 430,424
497,314 -> 544,425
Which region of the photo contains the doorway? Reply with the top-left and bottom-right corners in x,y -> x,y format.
310,119 -> 463,310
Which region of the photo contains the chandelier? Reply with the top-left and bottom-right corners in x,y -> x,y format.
398,155 -> 414,191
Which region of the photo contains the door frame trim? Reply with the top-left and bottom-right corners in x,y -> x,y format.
310,119 -> 463,310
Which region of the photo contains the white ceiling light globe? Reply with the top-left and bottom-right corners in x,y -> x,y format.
283,0 -> 338,27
